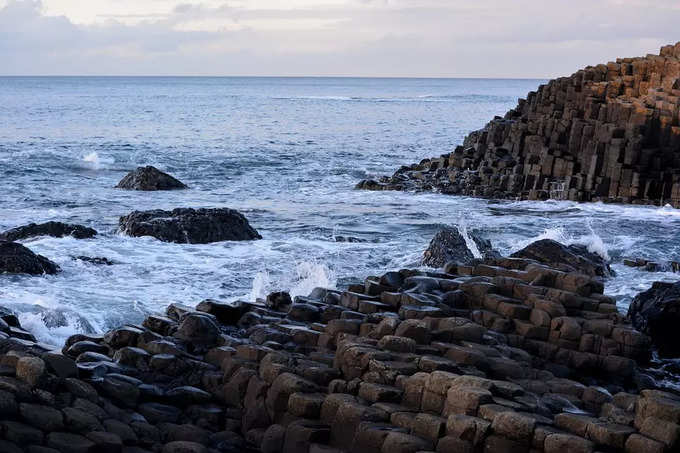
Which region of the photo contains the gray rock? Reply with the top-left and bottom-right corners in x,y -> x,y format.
423,227 -> 494,268
0,241 -> 59,275
119,208 -> 261,244
175,313 -> 220,346
511,239 -> 612,277
0,222 -> 97,241
116,166 -> 187,191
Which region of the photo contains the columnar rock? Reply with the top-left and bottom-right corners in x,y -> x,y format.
0,241 -> 59,275
116,165 -> 187,191
0,240 -> 677,453
0,222 -> 97,241
358,42 -> 680,207
119,208 -> 262,244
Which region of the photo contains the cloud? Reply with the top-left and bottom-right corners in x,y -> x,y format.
1,0 -> 679,77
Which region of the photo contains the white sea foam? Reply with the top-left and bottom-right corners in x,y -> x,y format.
246,260 -> 336,301
458,222 -> 483,259
511,224 -> 610,261
81,152 -> 115,170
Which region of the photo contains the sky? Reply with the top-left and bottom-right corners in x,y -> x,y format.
1,0 -> 680,78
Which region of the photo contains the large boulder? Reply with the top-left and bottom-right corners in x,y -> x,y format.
0,241 -> 59,275
628,281 -> 680,356
423,227 -> 495,268
119,208 -> 262,244
0,222 -> 97,241
116,166 -> 187,191
511,239 -> 611,277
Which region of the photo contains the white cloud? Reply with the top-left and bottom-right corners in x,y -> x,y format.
1,0 -> 679,77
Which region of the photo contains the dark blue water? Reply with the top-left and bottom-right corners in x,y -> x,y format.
0,76 -> 679,345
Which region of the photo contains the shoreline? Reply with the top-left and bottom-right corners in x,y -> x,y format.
0,240 -> 678,452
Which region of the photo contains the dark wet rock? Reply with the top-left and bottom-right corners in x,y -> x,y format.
115,166 -> 187,191
628,281 -> 680,356
73,256 -> 115,266
265,292 -> 292,311
422,227 -> 495,268
0,241 -> 59,275
334,236 -> 367,243
0,222 -> 97,241
174,313 -> 220,346
0,306 -> 20,328
119,208 -> 261,244
511,239 -> 611,277
196,299 -> 248,326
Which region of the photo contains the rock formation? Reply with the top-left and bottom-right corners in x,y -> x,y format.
628,281 -> 680,357
0,222 -> 97,241
511,239 -> 612,277
358,42 -> 680,207
1,242 -> 679,452
0,241 -> 59,275
423,227 -> 496,268
119,208 -> 262,244
116,166 -> 187,191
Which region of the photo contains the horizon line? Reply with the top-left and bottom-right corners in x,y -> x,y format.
0,74 -> 549,80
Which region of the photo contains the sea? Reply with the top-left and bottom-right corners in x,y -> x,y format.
0,76 -> 679,347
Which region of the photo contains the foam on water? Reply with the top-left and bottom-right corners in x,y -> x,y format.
81,151 -> 115,170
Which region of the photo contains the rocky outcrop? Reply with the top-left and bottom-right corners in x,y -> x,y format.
0,222 -> 97,241
1,251 -> 676,453
0,241 -> 59,275
358,42 -> 680,207
116,166 -> 187,191
119,208 -> 262,244
628,281 -> 680,356
511,239 -> 612,277
423,227 -> 496,268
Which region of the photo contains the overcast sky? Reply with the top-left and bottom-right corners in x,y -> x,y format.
1,0 -> 679,78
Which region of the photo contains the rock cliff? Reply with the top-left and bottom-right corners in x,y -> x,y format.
358,42 -> 680,207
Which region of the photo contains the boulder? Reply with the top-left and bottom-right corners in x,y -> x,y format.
511,239 -> 611,277
423,227 -> 495,268
119,208 -> 261,244
628,281 -> 680,356
0,222 -> 97,241
115,165 -> 187,191
0,241 -> 59,275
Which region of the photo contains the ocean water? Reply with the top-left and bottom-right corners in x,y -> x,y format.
1,76 -> 679,345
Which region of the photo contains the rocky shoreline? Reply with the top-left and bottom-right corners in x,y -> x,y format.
358,42 -> 680,207
0,232 -> 679,453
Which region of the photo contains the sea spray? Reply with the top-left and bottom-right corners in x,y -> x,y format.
247,261 -> 336,301
457,221 -> 483,259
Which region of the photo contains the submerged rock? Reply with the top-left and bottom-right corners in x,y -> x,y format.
0,222 -> 97,241
119,208 -> 262,244
628,281 -> 680,356
0,241 -> 59,275
511,239 -> 611,277
116,165 -> 187,191
72,256 -> 115,266
423,227 -> 495,268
